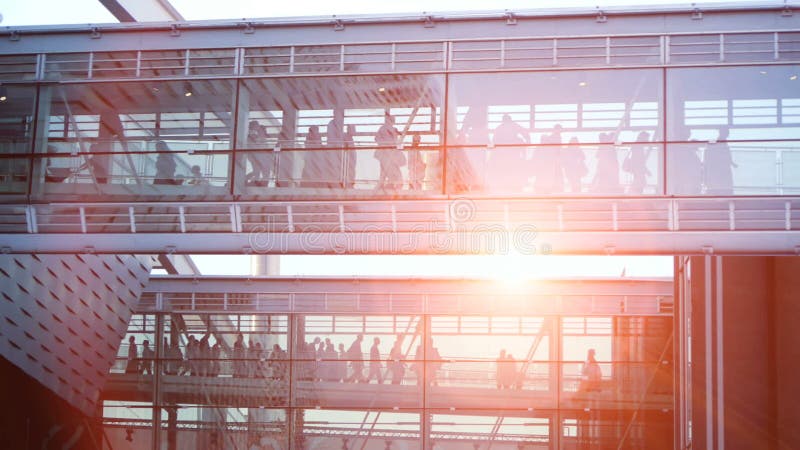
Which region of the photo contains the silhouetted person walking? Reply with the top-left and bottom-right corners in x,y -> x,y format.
367,337 -> 384,384
125,336 -> 138,374
374,114 -> 405,191
345,334 -> 365,383
704,128 -> 737,195
140,340 -> 154,375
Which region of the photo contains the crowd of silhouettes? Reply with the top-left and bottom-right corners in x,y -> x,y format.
495,349 -> 522,390
124,333 -> 443,385
125,335 -> 611,394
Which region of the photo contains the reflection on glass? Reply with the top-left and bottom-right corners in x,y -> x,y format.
39,80 -> 235,154
448,69 -> 663,147
301,409 -> 421,450
103,311 -> 673,449
448,143 -> 662,196
0,84 -> 36,155
0,157 -> 28,194
668,139 -> 800,195
429,411 -> 549,448
236,75 -> 443,197
447,69 -> 662,196
33,148 -> 231,199
667,65 -> 800,142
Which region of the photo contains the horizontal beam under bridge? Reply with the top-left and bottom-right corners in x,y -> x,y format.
145,275 -> 672,296
140,276 -> 673,315
1,230 -> 799,255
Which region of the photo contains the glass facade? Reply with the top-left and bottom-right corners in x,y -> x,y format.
0,55 -> 797,200
104,311 -> 673,449
666,65 -> 800,195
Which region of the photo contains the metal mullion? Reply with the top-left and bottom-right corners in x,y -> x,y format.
774,32 -> 780,60
662,66 -> 668,196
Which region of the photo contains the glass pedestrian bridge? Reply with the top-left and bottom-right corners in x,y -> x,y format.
1,6 -> 799,254
101,276 -> 673,449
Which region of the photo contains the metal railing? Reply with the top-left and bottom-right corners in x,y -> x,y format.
2,30 -> 799,82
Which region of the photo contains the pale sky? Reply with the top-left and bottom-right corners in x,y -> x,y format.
0,0 -> 789,26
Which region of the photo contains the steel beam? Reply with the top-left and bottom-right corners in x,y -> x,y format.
98,0 -> 183,23
156,254 -> 201,275
2,230 -> 799,255
145,275 -> 672,297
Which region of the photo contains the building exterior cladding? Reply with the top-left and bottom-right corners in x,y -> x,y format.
0,254 -> 151,414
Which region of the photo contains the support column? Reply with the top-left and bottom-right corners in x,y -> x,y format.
152,314 -> 164,450
421,315 -> 431,450
234,83 -> 251,194
549,316 -> 561,450
686,256 -> 800,450
277,108 -> 297,188
248,255 -> 281,446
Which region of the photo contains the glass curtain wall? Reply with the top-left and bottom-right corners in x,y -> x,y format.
235,75 -> 444,198
30,79 -> 235,201
2,60 -> 797,200
446,69 -> 664,196
103,312 -> 673,450
0,83 -> 36,196
667,65 -> 800,195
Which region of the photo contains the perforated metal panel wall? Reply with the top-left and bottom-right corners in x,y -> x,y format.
0,254 -> 150,414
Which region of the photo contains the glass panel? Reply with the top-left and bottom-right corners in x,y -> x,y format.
0,54 -> 38,81
37,80 -> 234,152
429,411 -> 550,448
447,142 -> 663,195
505,38 -> 555,69
294,317 -> 422,408
447,69 -> 662,196
300,409 -> 421,450
235,75 -> 444,198
669,34 -> 720,64
667,65 -> 800,142
33,80 -> 234,200
0,157 -> 28,195
157,406 -> 287,450
0,84 -> 35,154
667,140 -> 800,196
31,149 -> 230,201
425,361 -> 554,410
102,401 -> 154,449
